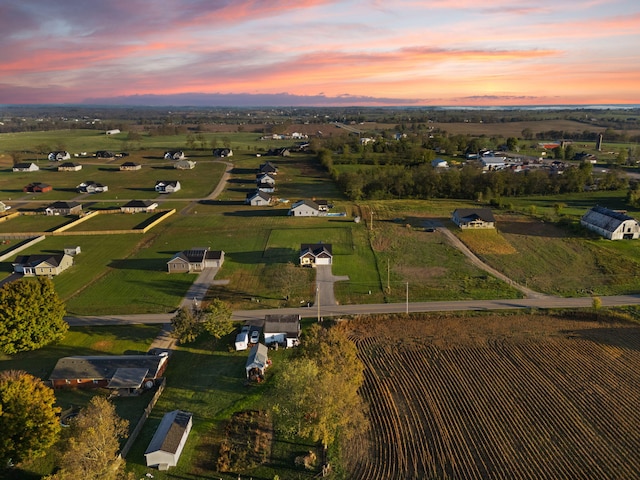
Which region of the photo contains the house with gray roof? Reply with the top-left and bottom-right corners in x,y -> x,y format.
13,252 -> 74,276
246,190 -> 273,206
264,314 -> 301,348
167,247 -> 224,273
49,354 -> 168,391
289,199 -> 321,217
246,343 -> 269,380
581,205 -> 640,240
145,410 -> 193,470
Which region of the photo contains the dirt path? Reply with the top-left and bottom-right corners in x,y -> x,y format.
435,224 -> 546,299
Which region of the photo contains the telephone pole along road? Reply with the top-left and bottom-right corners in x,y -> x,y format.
65,294 -> 640,326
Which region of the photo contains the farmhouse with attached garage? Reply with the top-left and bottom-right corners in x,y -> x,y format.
164,150 -> 185,160
77,180 -> 108,193
145,410 -> 193,471
300,243 -> 333,266
174,159 -> 196,170
45,201 -> 82,216
167,247 -> 224,273
245,190 -> 272,206
121,200 -> 158,213
120,161 -> 142,171
155,180 -> 181,193
264,314 -> 301,348
452,208 -> 496,229
48,151 -> 71,161
581,205 -> 640,240
13,252 -> 74,276
49,354 -> 168,392
289,199 -> 321,217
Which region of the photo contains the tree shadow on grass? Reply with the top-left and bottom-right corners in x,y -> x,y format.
223,209 -> 289,217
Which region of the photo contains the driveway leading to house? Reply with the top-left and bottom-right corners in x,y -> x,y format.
315,265 -> 350,306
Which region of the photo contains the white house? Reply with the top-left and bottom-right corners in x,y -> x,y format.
264,314 -> 301,348
174,160 -> 196,170
155,180 -> 181,193
164,151 -> 185,160
121,200 -> 158,213
245,190 -> 273,206
452,208 -> 496,229
48,151 -> 71,161
289,199 -> 320,217
300,243 -> 333,266
12,162 -> 39,172
0,201 -> 11,213
432,158 -> 448,168
145,410 -> 193,471
256,173 -> 276,185
581,206 -> 640,240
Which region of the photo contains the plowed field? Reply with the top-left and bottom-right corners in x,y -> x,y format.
344,313 -> 640,479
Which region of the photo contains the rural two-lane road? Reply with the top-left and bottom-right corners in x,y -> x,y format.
65,294 -> 640,326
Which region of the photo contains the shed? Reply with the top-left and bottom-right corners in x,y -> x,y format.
145,410 -> 193,470
245,343 -> 269,380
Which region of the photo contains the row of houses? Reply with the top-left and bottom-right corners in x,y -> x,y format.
22,180 -> 181,194
15,160 -> 194,173
246,162 -> 279,205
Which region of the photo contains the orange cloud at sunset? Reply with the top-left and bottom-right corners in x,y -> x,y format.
0,0 -> 638,106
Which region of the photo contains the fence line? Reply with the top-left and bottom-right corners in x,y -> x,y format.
120,377 -> 167,459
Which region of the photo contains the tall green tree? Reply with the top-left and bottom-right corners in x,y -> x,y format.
170,306 -> 201,344
0,370 -> 61,466
46,396 -> 130,480
201,298 -> 234,339
271,324 -> 367,449
0,278 -> 68,354
170,298 -> 233,344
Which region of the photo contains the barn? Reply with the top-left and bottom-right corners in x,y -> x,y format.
581,206 -> 640,240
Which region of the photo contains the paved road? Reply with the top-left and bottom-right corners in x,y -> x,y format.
66,294 -> 640,326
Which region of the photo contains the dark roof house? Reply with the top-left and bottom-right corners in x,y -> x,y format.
452,208 -> 496,229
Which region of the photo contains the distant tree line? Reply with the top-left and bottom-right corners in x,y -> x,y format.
318,151 -> 628,201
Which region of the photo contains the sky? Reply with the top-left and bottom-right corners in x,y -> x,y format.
1,0 -> 639,107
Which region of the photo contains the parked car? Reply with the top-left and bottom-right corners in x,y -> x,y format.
250,330 -> 260,344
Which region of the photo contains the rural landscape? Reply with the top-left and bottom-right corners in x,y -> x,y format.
2,105 -> 640,479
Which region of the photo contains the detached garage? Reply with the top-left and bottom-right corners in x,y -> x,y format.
145,410 -> 193,470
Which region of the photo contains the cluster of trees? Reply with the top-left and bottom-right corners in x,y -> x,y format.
170,298 -> 234,344
0,278 -> 68,354
331,160 -> 627,201
271,323 -> 367,451
0,370 -> 131,478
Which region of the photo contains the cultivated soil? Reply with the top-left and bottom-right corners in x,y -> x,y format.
344,313 -> 640,479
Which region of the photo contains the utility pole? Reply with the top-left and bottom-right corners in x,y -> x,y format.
316,284 -> 321,322
406,282 -> 409,315
370,208 -> 374,231
387,258 -> 390,293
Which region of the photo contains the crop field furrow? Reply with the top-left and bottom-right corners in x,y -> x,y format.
346,314 -> 640,479
443,348 -> 528,480
514,341 -> 640,477
417,350 -> 485,479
